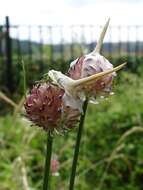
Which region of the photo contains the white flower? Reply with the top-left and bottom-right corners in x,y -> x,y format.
48,18 -> 126,112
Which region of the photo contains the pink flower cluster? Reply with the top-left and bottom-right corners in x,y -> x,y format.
24,83 -> 80,132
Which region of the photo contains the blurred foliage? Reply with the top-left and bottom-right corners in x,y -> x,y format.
0,54 -> 143,97
1,58 -> 143,189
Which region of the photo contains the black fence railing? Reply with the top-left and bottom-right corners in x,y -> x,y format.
0,16 -> 143,94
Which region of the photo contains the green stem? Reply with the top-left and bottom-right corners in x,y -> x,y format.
43,132 -> 53,190
69,99 -> 88,190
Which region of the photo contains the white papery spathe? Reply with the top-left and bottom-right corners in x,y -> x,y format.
48,63 -> 126,112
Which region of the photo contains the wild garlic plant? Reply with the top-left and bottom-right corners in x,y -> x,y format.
24,18 -> 126,190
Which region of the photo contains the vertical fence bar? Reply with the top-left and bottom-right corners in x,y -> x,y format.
118,26 -> 121,57
135,25 -> 139,58
108,26 -> 112,58
127,26 -> 130,57
134,25 -> 139,71
0,25 -> 3,86
28,25 -> 32,62
70,25 -> 74,60
39,25 -> 44,73
80,25 -> 85,55
60,25 -> 64,60
16,26 -> 21,58
5,16 -> 14,93
89,25 -> 94,52
0,26 -> 2,56
48,26 -> 53,64
15,26 -> 22,89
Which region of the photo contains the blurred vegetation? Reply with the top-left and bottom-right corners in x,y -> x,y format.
0,54 -> 142,98
1,56 -> 143,190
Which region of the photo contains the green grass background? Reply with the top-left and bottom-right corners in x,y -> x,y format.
1,61 -> 143,190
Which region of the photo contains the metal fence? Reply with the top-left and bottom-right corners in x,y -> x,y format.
0,16 -> 143,94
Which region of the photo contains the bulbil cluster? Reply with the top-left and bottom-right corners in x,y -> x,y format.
24,83 -> 80,133
68,53 -> 115,98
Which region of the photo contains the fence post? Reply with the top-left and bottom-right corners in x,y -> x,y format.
0,26 -> 2,56
5,16 -> 13,93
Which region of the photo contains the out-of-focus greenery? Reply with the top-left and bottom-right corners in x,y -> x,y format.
1,59 -> 143,190
0,54 -> 142,97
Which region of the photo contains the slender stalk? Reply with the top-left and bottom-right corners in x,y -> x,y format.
43,132 -> 53,190
69,99 -> 88,190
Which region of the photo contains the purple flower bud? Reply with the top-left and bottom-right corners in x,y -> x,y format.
68,53 -> 115,97
24,83 -> 80,133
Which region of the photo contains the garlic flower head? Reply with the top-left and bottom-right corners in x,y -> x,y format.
24,18 -> 126,134
24,82 -> 80,134
68,52 -> 116,97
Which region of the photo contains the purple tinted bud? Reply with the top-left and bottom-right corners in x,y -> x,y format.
24,83 -> 81,133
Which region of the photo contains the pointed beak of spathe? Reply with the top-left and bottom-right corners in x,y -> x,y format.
92,18 -> 110,55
